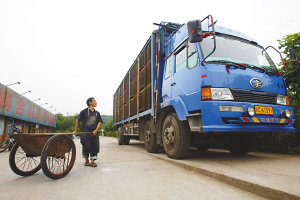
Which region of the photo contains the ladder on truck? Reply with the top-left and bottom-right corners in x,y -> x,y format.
153,28 -> 161,122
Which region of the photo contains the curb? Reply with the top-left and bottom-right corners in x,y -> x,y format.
147,153 -> 300,200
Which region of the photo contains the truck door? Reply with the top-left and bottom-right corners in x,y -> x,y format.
171,41 -> 199,111
161,55 -> 174,102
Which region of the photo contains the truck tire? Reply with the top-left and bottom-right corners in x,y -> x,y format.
162,113 -> 190,159
144,121 -> 160,153
124,136 -> 130,145
117,127 -> 124,145
225,134 -> 256,154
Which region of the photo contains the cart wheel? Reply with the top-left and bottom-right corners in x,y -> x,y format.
0,139 -> 11,152
41,135 -> 76,179
9,143 -> 41,176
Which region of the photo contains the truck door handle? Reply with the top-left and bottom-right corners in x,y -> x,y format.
171,83 -> 176,86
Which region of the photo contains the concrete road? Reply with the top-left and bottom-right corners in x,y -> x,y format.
115,138 -> 300,200
0,136 -> 266,200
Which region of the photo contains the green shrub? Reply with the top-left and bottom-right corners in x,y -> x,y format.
104,131 -> 117,137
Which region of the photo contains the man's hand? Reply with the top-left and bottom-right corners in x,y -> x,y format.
92,130 -> 97,136
73,130 -> 77,134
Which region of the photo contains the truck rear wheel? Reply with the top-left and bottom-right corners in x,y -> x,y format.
144,121 -> 160,153
117,127 -> 124,145
124,136 -> 130,145
162,113 -> 190,159
225,134 -> 256,154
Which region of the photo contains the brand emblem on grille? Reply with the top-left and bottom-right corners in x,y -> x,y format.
250,78 -> 263,89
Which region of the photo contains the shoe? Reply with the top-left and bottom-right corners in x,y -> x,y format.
91,162 -> 97,167
84,162 -> 91,166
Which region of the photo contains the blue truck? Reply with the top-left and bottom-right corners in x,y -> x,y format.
113,15 -> 297,159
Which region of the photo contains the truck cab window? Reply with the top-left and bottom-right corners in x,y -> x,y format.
175,47 -> 187,73
165,56 -> 173,79
201,36 -> 277,70
187,42 -> 197,68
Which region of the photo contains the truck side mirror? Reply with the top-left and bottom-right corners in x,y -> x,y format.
289,48 -> 299,66
289,48 -> 297,61
187,20 -> 202,43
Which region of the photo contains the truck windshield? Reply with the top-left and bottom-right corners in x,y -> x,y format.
200,35 -> 277,70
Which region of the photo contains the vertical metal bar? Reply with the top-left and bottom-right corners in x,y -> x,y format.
129,72 -> 131,118
113,93 -> 115,123
153,33 -> 158,121
137,58 -> 140,120
123,80 -> 125,120
151,33 -> 156,119
118,88 -> 120,122
153,29 -> 161,122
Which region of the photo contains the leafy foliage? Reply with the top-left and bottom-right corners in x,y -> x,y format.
53,113 -> 113,134
53,113 -> 80,133
278,32 -> 300,103
102,119 -> 114,132
102,119 -> 117,137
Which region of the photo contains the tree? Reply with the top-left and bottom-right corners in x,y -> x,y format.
278,32 -> 300,103
102,119 -> 114,132
53,113 -> 113,134
278,32 -> 300,152
53,113 -> 81,133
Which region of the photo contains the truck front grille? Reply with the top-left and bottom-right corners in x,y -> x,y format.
231,89 -> 277,104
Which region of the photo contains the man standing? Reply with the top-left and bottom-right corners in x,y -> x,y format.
73,97 -> 103,167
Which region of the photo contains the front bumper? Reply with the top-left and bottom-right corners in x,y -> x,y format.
200,101 -> 295,132
240,117 -> 294,124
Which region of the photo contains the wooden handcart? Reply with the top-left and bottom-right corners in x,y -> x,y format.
9,132 -> 89,179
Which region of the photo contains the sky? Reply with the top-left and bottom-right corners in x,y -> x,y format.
1,0 -> 300,116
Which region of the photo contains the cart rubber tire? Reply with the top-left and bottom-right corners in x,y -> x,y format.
0,139 -> 11,153
41,135 -> 76,179
9,143 -> 41,176
144,121 -> 160,153
162,113 -> 191,159
117,127 -> 125,145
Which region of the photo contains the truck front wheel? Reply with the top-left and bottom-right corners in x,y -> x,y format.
144,121 -> 160,153
162,113 -> 190,159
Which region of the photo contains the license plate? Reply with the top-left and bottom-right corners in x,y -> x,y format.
255,106 -> 274,115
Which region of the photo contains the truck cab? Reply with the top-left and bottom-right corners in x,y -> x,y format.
162,22 -> 295,131
159,17 -> 295,156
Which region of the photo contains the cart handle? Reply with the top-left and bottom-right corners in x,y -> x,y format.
29,132 -> 92,136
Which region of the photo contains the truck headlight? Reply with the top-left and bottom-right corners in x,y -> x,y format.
211,88 -> 234,100
247,107 -> 255,116
282,109 -> 292,118
277,94 -> 289,106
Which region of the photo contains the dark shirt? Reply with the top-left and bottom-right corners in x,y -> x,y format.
78,108 -> 103,131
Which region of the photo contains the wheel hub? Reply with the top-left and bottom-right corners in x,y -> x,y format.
54,153 -> 66,159
164,125 -> 175,150
145,128 -> 150,143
